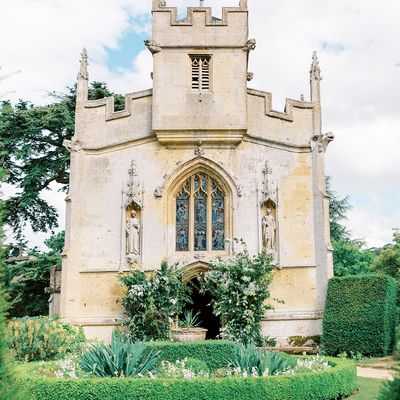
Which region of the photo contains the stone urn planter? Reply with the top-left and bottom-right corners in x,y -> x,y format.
171,327 -> 208,342
171,310 -> 208,342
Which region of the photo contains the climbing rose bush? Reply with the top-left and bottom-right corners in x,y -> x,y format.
201,244 -> 276,345
119,261 -> 190,341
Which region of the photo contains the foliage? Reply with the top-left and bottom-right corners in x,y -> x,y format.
142,340 -> 235,371
332,238 -> 375,277
228,343 -> 291,377
7,316 -> 86,361
374,230 -> 400,305
157,358 -> 209,379
118,261 -> 191,341
322,275 -> 398,357
378,366 -> 400,400
179,309 -> 202,328
79,333 -> 160,378
5,231 -> 64,317
16,357 -> 357,400
326,177 -> 377,276
201,244 -> 275,345
326,176 -> 351,242
0,82 -> 124,237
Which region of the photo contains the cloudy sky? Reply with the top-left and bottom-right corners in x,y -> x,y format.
1,0 -> 399,248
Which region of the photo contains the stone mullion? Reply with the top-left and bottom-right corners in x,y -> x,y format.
189,176 -> 195,252
206,177 -> 212,252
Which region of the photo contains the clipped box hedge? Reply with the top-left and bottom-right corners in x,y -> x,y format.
322,274 -> 397,356
143,340 -> 235,371
17,358 -> 357,400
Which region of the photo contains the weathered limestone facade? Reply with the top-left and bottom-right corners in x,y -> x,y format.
60,0 -> 334,343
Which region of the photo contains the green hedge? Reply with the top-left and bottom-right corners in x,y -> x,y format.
322,274 -> 398,356
17,358 -> 356,400
143,340 -> 235,371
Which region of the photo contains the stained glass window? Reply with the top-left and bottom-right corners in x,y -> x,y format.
175,173 -> 226,252
176,182 -> 190,251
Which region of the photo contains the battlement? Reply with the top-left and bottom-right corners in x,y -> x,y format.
152,2 -> 248,48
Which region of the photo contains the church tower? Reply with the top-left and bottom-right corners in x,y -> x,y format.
150,0 -> 249,144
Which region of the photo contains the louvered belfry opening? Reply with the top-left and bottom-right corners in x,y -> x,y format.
191,55 -> 211,91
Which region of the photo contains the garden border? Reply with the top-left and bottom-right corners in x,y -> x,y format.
16,357 -> 357,400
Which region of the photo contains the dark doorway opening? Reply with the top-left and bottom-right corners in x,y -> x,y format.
184,278 -> 221,339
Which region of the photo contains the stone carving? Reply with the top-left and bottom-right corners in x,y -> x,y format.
242,39 -> 256,52
160,0 -> 167,6
261,161 -> 277,204
63,139 -> 82,153
126,210 -> 141,256
311,132 -> 335,153
194,143 -> 205,157
144,40 -> 162,54
262,208 -> 276,252
77,48 -> 89,80
310,51 -> 322,82
125,161 -> 143,208
154,185 -> 164,197
247,72 -> 254,81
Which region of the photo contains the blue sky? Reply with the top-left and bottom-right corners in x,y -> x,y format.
1,0 -> 399,249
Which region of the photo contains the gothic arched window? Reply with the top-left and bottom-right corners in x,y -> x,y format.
176,173 -> 225,252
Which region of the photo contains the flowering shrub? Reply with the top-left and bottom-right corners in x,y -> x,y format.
201,244 -> 275,344
282,355 -> 331,375
7,316 -> 86,361
157,358 -> 209,379
118,261 -> 190,341
55,358 -> 80,379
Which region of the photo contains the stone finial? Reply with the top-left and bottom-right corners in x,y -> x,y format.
239,0 -> 248,8
77,48 -> 89,81
310,51 -> 322,82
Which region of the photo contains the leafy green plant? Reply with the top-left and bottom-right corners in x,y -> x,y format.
201,242 -> 275,345
378,366 -> 400,400
79,333 -> 160,378
118,261 -> 191,341
322,275 -> 397,356
229,343 -> 291,377
7,316 -> 86,361
179,310 -> 202,328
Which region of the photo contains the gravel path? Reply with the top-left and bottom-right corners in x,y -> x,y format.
357,367 -> 395,381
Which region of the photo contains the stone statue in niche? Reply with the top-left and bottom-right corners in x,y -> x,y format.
262,208 -> 276,252
126,210 -> 141,256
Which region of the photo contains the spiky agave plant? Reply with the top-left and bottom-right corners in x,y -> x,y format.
229,343 -> 291,376
79,332 -> 160,378
178,309 -> 202,329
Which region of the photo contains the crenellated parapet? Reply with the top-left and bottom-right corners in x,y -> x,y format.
151,4 -> 248,49
83,89 -> 152,122
247,89 -> 314,122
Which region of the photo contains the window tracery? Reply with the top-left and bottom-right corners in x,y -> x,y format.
175,173 -> 225,252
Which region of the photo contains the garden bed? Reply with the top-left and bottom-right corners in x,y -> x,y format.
16,356 -> 357,400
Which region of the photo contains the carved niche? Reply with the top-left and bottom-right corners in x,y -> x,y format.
260,162 -> 278,259
122,161 -> 143,269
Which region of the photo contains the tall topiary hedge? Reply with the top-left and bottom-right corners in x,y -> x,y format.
322,274 -> 397,356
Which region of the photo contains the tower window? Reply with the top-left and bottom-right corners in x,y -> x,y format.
176,173 -> 225,252
191,55 -> 211,91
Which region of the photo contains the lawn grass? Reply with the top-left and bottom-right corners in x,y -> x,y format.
349,377 -> 385,399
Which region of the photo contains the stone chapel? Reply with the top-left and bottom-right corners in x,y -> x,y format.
60,0 -> 334,343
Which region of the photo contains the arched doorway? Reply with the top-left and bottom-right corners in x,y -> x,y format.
183,278 -> 221,340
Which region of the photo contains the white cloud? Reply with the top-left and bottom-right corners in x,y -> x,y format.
1,0 -> 399,248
